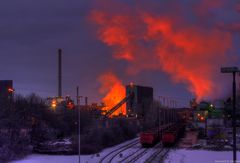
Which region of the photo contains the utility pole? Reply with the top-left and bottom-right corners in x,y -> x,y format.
221,67 -> 239,163
76,86 -> 81,163
232,71 -> 237,163
158,102 -> 160,139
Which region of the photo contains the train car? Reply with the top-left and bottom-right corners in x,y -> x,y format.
158,123 -> 173,141
162,124 -> 185,146
140,128 -> 159,147
162,131 -> 177,145
140,123 -> 174,147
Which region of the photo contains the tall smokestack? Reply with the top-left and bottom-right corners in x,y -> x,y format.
58,49 -> 62,98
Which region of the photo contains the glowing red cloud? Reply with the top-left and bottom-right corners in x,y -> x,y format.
91,2 -> 235,101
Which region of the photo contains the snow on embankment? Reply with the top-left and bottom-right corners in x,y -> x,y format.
12,138 -> 139,163
11,155 -> 79,163
165,149 -> 240,163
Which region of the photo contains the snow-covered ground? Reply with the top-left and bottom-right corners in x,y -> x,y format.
165,149 -> 240,163
13,149 -> 240,163
12,138 -> 240,163
12,138 -> 139,163
12,155 -> 82,163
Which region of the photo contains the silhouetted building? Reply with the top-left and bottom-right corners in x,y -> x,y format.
126,84 -> 153,118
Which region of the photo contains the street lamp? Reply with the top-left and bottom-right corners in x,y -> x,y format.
221,66 -> 239,163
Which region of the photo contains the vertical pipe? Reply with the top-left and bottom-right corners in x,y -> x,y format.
163,97 -> 166,107
158,106 -> 160,139
58,49 -> 62,98
85,97 -> 88,106
164,109 -> 166,124
77,86 -> 81,163
232,72 -> 237,163
159,96 -> 161,106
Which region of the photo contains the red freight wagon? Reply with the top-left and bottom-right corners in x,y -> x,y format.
140,129 -> 159,147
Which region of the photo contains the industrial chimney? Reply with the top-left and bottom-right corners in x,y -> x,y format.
58,49 -> 62,98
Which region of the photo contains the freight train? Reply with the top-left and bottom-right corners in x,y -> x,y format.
162,123 -> 185,146
140,108 -> 188,147
140,124 -> 173,147
140,123 -> 185,147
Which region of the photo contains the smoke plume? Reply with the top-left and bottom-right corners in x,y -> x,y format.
91,0 -> 239,101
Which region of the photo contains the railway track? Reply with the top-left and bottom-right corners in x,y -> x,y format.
144,147 -> 170,163
119,148 -> 149,163
99,138 -> 139,163
118,143 -> 162,163
99,138 -> 170,163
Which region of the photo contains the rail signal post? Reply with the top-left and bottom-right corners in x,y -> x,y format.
221,67 -> 239,163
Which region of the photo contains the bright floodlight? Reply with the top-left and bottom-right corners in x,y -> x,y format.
221,67 -> 239,73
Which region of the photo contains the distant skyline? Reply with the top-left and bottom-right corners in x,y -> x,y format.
1,0 -> 239,105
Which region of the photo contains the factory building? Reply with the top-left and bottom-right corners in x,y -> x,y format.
126,84 -> 153,118
0,80 -> 13,105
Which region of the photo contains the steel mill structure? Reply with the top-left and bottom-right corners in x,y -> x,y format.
102,84 -> 153,118
126,84 -> 153,118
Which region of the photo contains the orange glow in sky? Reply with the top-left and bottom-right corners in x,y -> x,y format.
98,72 -> 126,116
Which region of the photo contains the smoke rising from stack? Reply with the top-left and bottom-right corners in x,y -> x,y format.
90,0 -> 239,101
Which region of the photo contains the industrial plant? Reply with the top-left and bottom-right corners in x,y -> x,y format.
0,47 -> 239,163
1,0 -> 240,162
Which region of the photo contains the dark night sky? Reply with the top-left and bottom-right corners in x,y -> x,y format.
0,0 -> 239,105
